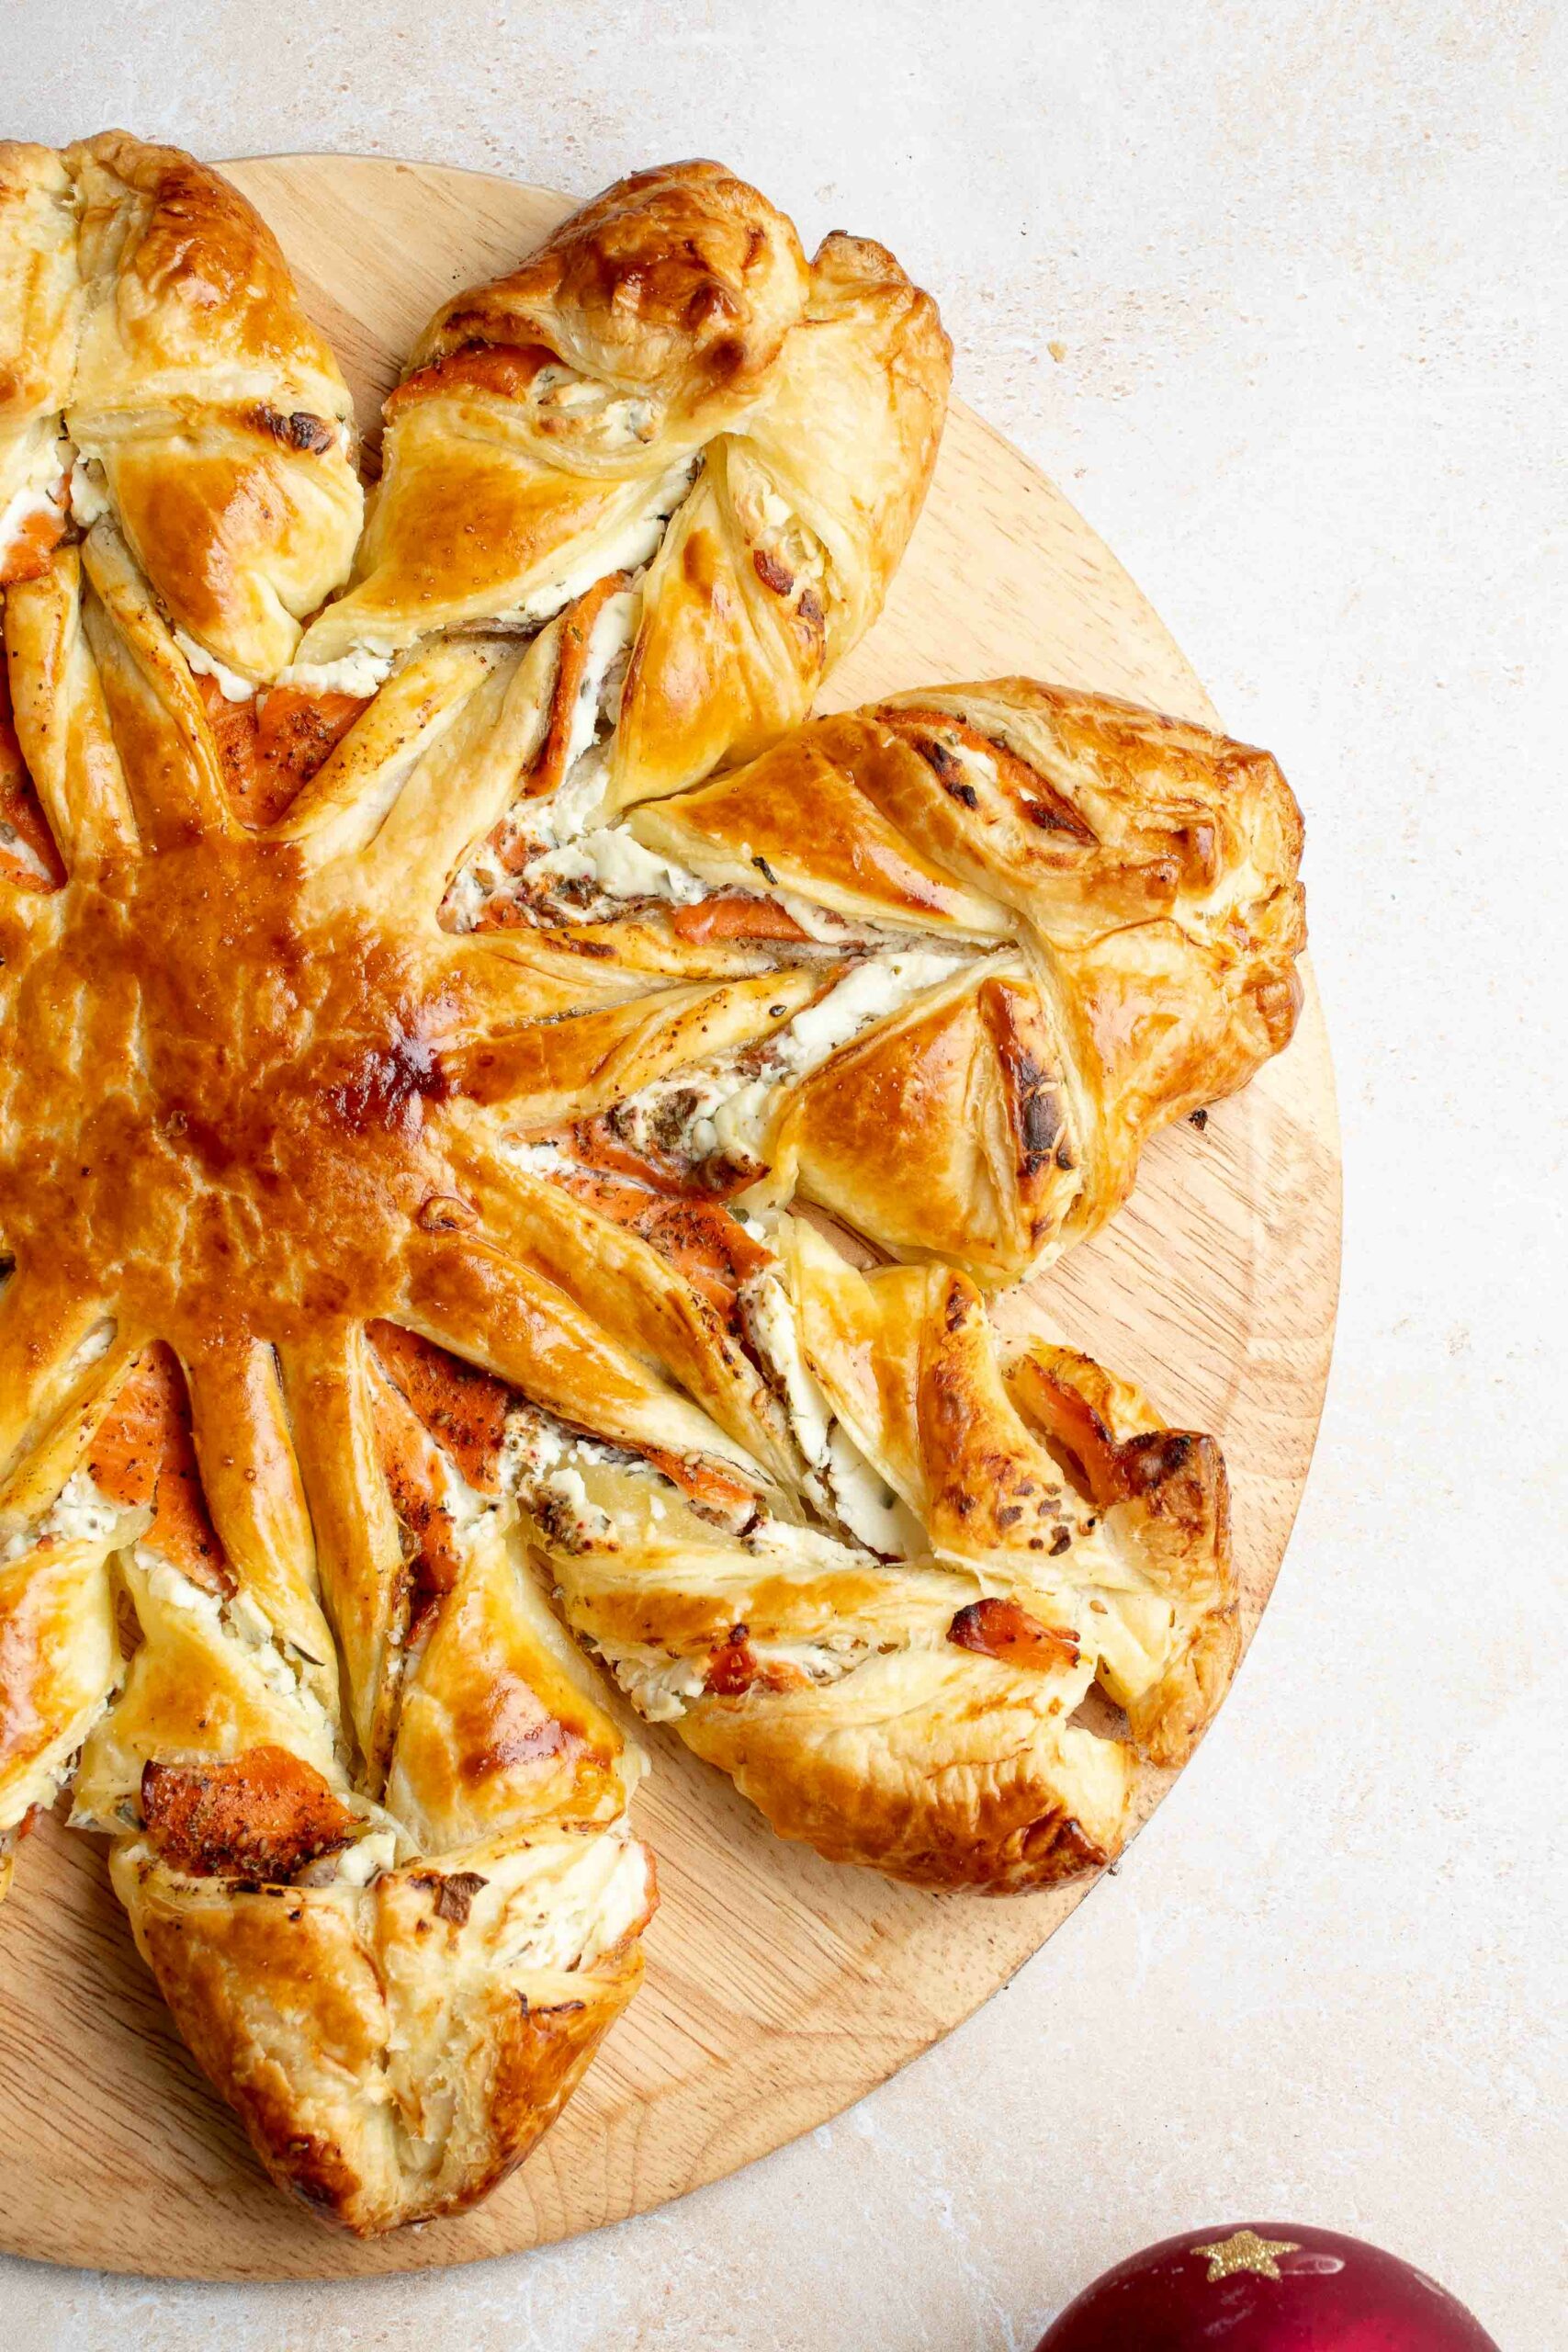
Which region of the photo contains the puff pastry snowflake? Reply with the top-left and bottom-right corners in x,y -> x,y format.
0,135 -> 1304,2232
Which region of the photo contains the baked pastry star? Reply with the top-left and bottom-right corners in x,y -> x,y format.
0,134 -> 1306,2234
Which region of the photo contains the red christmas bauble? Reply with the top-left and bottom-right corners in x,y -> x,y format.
1033,2223 -> 1499,2350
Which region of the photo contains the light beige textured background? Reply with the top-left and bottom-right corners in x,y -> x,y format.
2,4 -> 1563,2346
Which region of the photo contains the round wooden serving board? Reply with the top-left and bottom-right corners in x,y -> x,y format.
1,157 -> 1341,2279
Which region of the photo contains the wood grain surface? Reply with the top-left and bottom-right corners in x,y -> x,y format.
0,156 -> 1341,2280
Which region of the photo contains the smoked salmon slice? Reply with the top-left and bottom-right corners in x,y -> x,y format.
367,1321 -> 512,1497
546,1113 -> 758,1204
948,1596 -> 1079,1671
0,659 -> 64,890
644,1445 -> 761,1521
0,492 -> 67,588
88,1345 -> 231,1593
537,1141 -> 773,1317
194,673 -> 367,828
141,1746 -> 355,1879
525,569 -> 632,808
367,1317 -> 758,1529
669,894 -> 807,945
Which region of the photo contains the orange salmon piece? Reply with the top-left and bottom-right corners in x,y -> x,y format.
88,1345 -> 231,1593
141,1746 -> 355,1879
702,1623 -> 807,1698
368,1318 -> 756,1526
669,894 -> 807,945
547,1113 -> 758,1204
254,685 -> 367,803
1006,1364 -> 1122,1506
0,492 -> 67,587
525,569 -> 633,808
546,1117 -> 690,1195
194,673 -> 367,827
626,1192 -> 773,1316
364,1341 -> 478,1642
645,1446 -> 760,1521
367,1321 -> 512,1497
0,660 -> 64,890
948,1596 -> 1079,1671
540,1149 -> 773,1316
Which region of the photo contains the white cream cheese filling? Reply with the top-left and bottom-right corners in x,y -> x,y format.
562,587 -> 637,773
608,1649 -> 708,1723
498,1136 -> 576,1180
135,1553 -> 340,1730
277,642 -> 397,699
0,1469 -> 124,1564
446,587 -> 679,930
494,1827 -> 652,1968
739,1271 -> 915,1555
531,366 -> 660,453
607,948 -> 975,1170
525,825 -> 710,915
319,1827 -> 399,1887
486,456 -> 697,632
0,426 -> 71,566
67,455 -> 109,528
728,451 -> 829,612
498,1405 -> 622,1554
173,628 -> 256,703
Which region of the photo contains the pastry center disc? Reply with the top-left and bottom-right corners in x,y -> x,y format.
0,840 -> 476,1346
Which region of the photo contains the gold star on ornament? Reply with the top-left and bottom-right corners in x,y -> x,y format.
1193,2230 -> 1302,2284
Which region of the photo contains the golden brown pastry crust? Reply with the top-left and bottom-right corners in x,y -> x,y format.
416,161 -> 812,414
0,1534 -> 125,1832
0,145 -> 77,492
484,679 -> 1306,1286
525,1222 -> 1235,1891
0,133 -> 362,676
112,1831 -> 650,2233
296,163 -> 950,804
